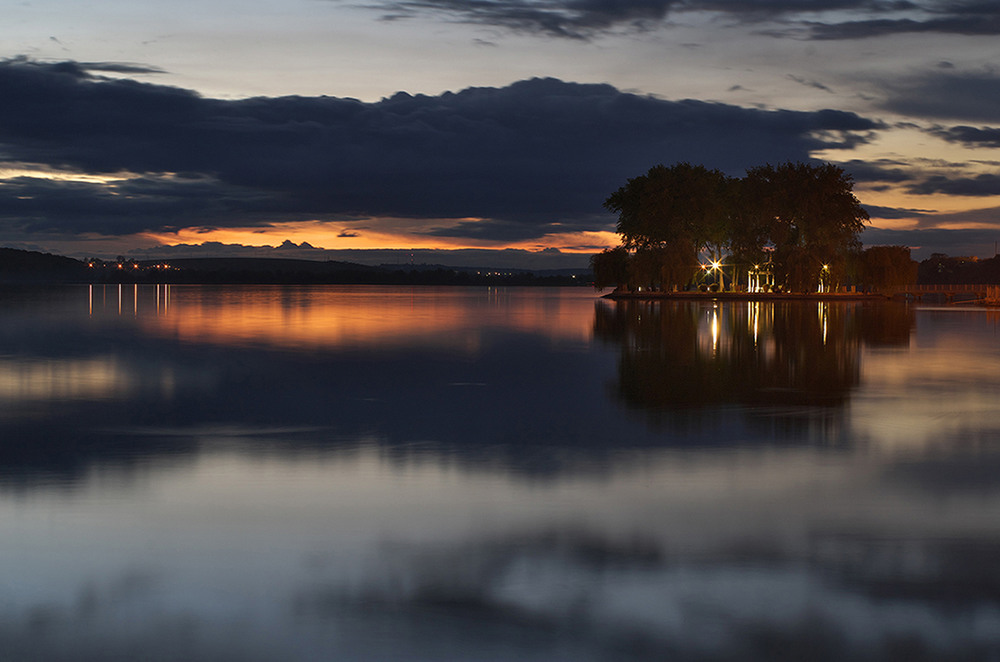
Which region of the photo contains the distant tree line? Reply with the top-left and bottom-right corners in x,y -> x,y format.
0,248 -> 588,286
918,253 -> 1000,285
0,247 -> 90,282
593,161 -> 916,292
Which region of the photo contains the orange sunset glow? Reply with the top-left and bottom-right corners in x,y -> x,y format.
143,221 -> 619,255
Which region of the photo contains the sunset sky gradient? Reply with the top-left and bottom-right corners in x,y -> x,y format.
2,0 -> 1000,266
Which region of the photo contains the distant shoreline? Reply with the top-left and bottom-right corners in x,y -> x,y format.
0,247 -> 590,286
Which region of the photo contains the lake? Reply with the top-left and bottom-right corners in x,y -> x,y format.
1,284 -> 999,661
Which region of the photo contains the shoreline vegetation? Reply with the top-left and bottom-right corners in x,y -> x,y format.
603,285 -> 1000,304
2,246 -> 999,302
602,289 -> 886,301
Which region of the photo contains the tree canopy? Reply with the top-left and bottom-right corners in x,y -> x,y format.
857,245 -> 918,291
598,161 -> 870,292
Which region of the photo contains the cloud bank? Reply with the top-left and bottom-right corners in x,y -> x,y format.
0,57 -> 881,245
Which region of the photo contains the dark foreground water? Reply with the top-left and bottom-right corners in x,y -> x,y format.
1,284 -> 999,661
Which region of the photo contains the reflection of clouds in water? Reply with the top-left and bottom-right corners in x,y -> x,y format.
2,294 -> 999,659
0,568 -> 262,662
0,357 -> 138,405
850,371 -> 1000,452
884,453 -> 1000,497
852,312 -> 1000,453
290,532 -> 1000,661
1,449 -> 999,660
4,536 -> 998,661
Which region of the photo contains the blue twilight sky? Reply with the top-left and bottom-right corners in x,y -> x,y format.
2,0 -> 1000,265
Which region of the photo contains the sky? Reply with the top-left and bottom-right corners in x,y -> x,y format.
2,0 -> 1000,267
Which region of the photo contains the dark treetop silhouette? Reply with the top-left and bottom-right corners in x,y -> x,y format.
596,161 -> 872,293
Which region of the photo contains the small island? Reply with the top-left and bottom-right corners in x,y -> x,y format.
593,161 -> 917,299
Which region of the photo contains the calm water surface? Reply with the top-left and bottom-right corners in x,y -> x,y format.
1,284 -> 999,660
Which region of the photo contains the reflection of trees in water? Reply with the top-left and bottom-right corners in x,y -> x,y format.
594,300 -> 914,417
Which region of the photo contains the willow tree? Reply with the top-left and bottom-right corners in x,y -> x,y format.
591,247 -> 630,290
603,163 -> 728,290
744,162 -> 869,292
857,245 -> 917,291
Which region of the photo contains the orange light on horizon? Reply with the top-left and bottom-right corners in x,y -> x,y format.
142,222 -> 619,256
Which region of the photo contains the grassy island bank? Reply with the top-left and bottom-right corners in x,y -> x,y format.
602,289 -> 885,301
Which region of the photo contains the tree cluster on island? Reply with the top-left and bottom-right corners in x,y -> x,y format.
593,161 -> 917,293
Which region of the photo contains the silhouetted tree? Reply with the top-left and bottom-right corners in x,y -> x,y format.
857,245 -> 917,291
744,162 -> 868,291
727,175 -> 774,271
599,161 -> 868,293
628,246 -> 665,291
591,247 -> 631,290
604,163 -> 730,289
604,163 -> 727,248
658,237 -> 700,290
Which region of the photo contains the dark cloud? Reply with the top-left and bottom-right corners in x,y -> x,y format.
423,216 -> 606,242
906,173 -> 1000,196
368,0 -> 681,39
836,158 -> 914,184
790,1 -> 1000,39
929,124 -> 1000,147
808,14 -> 1000,39
0,174 -> 275,235
863,203 -> 1000,258
1,54 -> 166,79
699,0 -> 879,10
351,0 -> 1000,41
0,58 -> 882,242
694,0 -> 909,20
878,71 -> 1000,122
836,157 -> 1000,203
863,204 -> 931,219
360,0 -> 934,41
77,62 -> 168,75
871,204 -> 1000,233
786,74 -> 835,93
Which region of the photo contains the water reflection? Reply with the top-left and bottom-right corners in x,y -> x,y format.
85,284 -> 593,352
595,300 -> 914,411
1,285 -> 613,484
592,300 -> 922,447
1,286 -> 999,660
0,357 -> 138,407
